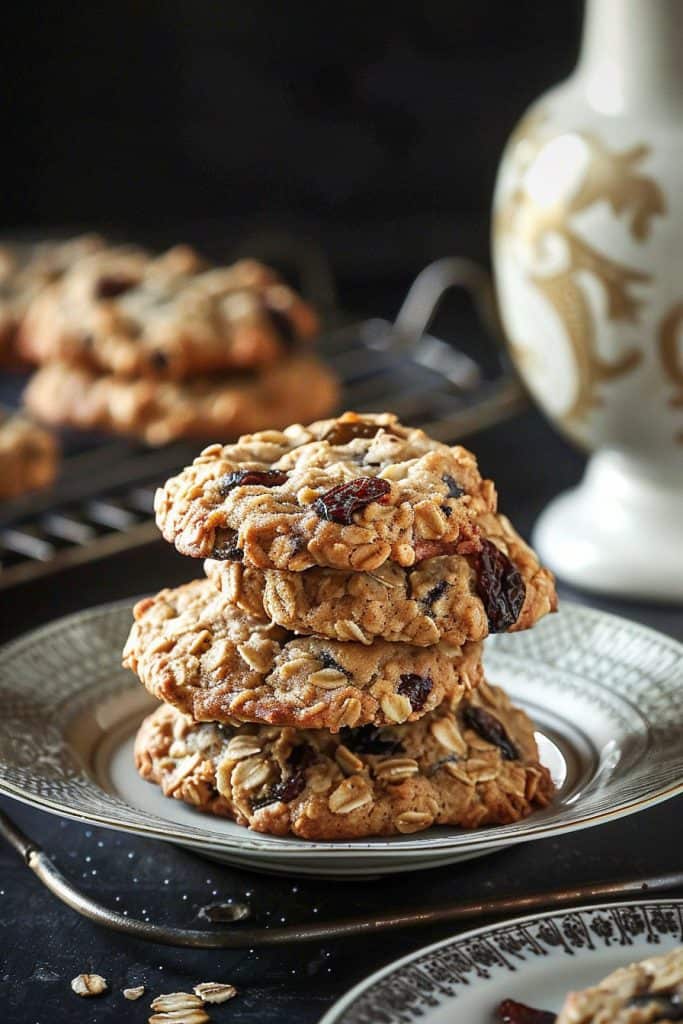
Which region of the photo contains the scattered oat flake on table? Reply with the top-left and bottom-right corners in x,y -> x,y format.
71,973 -> 108,996
123,985 -> 145,1000
149,1012 -> 209,1024
149,991 -> 209,1023
193,981 -> 237,1003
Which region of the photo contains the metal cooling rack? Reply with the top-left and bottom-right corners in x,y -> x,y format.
0,255 -> 525,591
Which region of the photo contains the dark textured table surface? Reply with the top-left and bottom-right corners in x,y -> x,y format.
1,405 -> 682,1024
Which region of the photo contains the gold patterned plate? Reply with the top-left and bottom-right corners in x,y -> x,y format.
0,601 -> 681,877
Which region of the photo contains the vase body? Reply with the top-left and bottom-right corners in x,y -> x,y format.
492,0 -> 683,601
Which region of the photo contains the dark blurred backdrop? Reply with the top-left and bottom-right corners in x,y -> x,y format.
0,3 -> 582,283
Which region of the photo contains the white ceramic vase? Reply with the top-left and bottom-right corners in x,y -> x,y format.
492,0 -> 683,601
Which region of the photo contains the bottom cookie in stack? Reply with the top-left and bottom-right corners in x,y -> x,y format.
134,681 -> 554,841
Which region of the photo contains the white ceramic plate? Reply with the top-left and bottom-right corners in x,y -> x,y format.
0,601 -> 681,876
320,898 -> 683,1022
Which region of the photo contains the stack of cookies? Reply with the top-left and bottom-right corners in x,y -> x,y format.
19,243 -> 338,444
124,411 -> 558,840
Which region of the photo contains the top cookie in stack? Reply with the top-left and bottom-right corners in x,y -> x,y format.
155,410 -> 556,639
125,411 -> 557,839
20,243 -> 338,443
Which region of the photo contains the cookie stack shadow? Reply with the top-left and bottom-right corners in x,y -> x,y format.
16,239 -> 338,444
124,411 -> 558,841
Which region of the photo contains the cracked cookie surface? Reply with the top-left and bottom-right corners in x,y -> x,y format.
123,578 -> 483,731
205,510 -> 556,645
24,356 -> 339,446
0,409 -> 59,500
557,946 -> 683,1024
19,245 -> 319,378
134,681 -> 554,840
154,411 -> 497,571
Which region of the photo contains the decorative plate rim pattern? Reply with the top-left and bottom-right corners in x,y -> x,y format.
0,599 -> 681,856
320,898 -> 683,1023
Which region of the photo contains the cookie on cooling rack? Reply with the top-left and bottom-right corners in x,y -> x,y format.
19,245 -> 319,378
0,408 -> 59,500
23,355 -> 339,446
0,234 -> 105,365
122,577 -> 483,731
134,680 -> 554,840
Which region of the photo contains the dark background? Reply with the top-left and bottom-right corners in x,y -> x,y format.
0,2 -> 582,282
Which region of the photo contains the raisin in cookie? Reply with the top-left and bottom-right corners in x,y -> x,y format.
154,411 -> 498,571
206,510 -> 556,645
557,946 -> 683,1024
0,235 -> 104,365
23,355 -> 339,446
134,680 -> 554,840
19,245 -> 318,378
0,409 -> 59,500
122,578 -> 483,731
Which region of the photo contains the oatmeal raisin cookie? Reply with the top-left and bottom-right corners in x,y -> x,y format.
0,409 -> 59,500
24,356 -> 339,446
557,946 -> 683,1024
0,234 -> 104,365
154,411 -> 498,571
205,510 -> 556,644
19,246 -> 318,378
134,681 -> 554,839
123,577 -> 483,731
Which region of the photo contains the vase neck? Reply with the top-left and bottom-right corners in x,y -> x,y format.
577,0 -> 683,115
